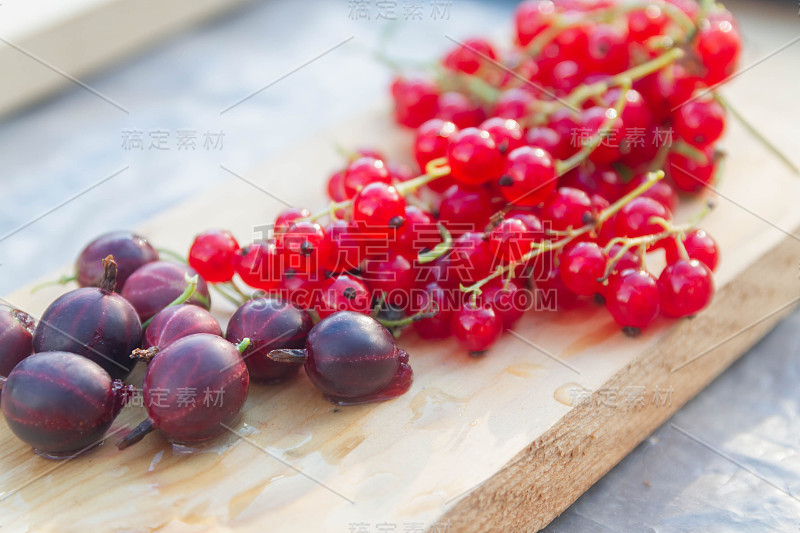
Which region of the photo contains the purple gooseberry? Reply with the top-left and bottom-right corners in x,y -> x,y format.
269,311 -> 413,405
33,256 -> 141,380
121,261 -> 211,322
225,297 -> 312,384
143,304 -> 222,351
76,231 -> 158,290
2,351 -> 133,458
0,308 -> 35,378
118,334 -> 249,448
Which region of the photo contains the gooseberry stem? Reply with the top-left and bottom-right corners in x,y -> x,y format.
236,338 -> 251,354
30,274 -> 78,294
117,419 -> 155,450
156,247 -> 188,264
100,255 -> 119,293
141,274 -> 199,329
267,349 -> 308,364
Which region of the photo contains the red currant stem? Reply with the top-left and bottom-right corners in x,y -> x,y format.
672,139 -> 710,164
675,234 -> 692,261
599,170 -> 666,224
556,80 -> 632,176
155,247 -> 188,264
210,284 -> 244,307
141,274 -> 199,329
396,157 -> 452,195
370,293 -> 388,319
267,348 -> 308,364
377,300 -> 441,328
524,0 -> 695,58
437,67 -> 501,105
221,279 -> 249,300
715,93 -> 800,175
417,222 -> 453,264
649,139 -> 672,173
235,338 -> 251,354
332,143 -> 361,163
637,243 -> 648,268
536,48 -> 684,122
100,255 -> 119,293
117,419 -> 155,450
30,274 -> 78,294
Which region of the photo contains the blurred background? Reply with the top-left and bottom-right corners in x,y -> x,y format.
1,0 -> 799,530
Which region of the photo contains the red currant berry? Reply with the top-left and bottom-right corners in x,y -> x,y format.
658,259 -> 714,318
480,280 -> 529,330
624,174 -> 678,213
352,182 -> 406,229
317,274 -> 372,319
536,267 -> 583,311
668,147 -> 716,193
188,229 -> 240,283
525,126 -> 562,156
281,221 -> 331,274
627,5 -> 669,42
673,100 -> 726,148
436,92 -> 486,129
694,13 -> 741,86
274,207 -> 311,243
498,146 -> 557,207
235,241 -> 281,290
443,38 -> 497,75
412,282 -> 456,340
446,127 -> 505,186
580,105 -> 625,166
391,76 -> 439,128
514,0 -> 557,46
447,231 -> 495,286
488,217 -> 533,264
327,170 -> 347,202
664,229 -> 719,271
605,269 -> 660,331
343,157 -> 392,198
480,117 -> 525,155
541,187 -> 593,232
614,196 -> 671,238
323,219 -> 365,274
396,205 -> 437,255
438,184 -> 495,237
451,303 -> 503,353
414,119 -> 458,171
360,251 -> 416,308
584,24 -> 629,75
559,242 -> 607,297
494,88 -> 535,121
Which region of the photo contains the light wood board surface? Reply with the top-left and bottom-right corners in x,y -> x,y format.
2,3 -> 800,530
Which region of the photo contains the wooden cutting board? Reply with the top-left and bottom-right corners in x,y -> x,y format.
2,10 -> 799,531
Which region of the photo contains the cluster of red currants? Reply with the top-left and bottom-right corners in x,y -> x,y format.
195,0 -> 732,352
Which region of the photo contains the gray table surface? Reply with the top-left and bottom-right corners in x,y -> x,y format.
1,0 -> 798,531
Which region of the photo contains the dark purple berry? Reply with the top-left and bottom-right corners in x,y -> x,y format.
143,304 -> 222,351
121,261 -> 211,322
269,311 -> 412,405
33,257 -> 141,380
76,231 -> 158,290
2,352 -> 133,457
225,297 -> 312,384
0,308 -> 35,378
118,334 -> 249,448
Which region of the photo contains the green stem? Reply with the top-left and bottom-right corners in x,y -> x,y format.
211,284 -> 244,307
31,274 -> 77,294
556,79 -> 632,176
417,223 -> 452,264
156,247 -> 188,264
715,93 -> 800,176
236,338 -> 251,354
141,274 -> 198,329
